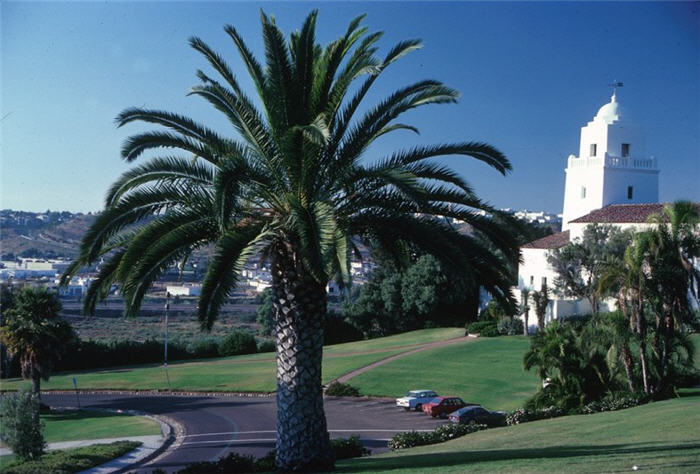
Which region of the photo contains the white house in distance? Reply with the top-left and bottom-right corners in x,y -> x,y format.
517,88 -> 677,326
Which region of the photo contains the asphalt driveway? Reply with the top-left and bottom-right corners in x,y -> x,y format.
42,393 -> 447,472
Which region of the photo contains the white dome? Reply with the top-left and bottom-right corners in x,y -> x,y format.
594,93 -> 625,123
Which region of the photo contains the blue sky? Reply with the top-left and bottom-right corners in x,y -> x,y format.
2,1 -> 698,213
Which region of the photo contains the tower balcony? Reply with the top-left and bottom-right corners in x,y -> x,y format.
567,153 -> 657,170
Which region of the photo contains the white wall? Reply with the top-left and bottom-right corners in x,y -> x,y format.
602,167 -> 659,207
518,248 -> 558,292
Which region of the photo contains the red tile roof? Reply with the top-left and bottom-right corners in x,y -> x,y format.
522,230 -> 571,249
568,203 -> 700,224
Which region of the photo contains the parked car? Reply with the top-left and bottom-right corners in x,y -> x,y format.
421,396 -> 473,418
448,405 -> 507,426
395,390 -> 439,411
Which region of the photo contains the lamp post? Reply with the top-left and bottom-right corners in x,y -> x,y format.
164,292 -> 171,391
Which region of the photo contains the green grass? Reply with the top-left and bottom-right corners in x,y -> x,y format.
41,409 -> 160,443
338,392 -> 700,473
0,441 -> 140,473
1,349 -> 405,392
1,328 -> 460,392
350,336 -> 539,410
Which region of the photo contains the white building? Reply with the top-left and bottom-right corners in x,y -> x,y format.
166,284 -> 202,297
561,91 -> 659,231
517,89 -> 674,325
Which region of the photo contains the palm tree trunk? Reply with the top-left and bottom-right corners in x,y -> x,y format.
523,312 -> 529,336
272,246 -> 334,472
31,373 -> 41,402
636,303 -> 651,394
620,344 -> 635,392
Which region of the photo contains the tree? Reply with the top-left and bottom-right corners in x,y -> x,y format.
0,388 -> 46,461
643,201 -> 699,391
519,287 -> 531,335
548,224 -> 632,315
62,11 -> 519,471
0,287 -> 75,400
530,281 -> 550,331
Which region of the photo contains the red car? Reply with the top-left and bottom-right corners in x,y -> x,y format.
421,397 -> 473,418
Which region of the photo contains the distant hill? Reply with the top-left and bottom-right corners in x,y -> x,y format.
0,210 -> 96,259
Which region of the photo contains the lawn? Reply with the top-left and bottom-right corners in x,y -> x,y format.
1,349 -> 406,392
338,391 -> 700,473
1,328 -> 461,392
41,409 -> 160,443
349,336 -> 539,410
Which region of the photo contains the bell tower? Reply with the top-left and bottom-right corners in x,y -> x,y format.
561,87 -> 659,230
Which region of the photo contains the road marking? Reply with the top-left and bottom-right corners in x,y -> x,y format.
181,428 -> 434,439
181,436 -> 397,446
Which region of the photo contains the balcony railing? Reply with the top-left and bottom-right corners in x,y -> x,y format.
567,153 -> 657,170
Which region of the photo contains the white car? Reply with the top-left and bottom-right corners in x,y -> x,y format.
396,390 -> 439,411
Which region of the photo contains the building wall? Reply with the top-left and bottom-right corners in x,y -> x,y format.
602,167 -> 659,208
518,248 -> 558,292
562,162 -> 606,230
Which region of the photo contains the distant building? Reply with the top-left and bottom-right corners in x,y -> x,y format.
166,284 -> 202,297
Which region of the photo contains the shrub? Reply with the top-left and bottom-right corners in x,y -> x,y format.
331,435 -> 371,459
580,392 -> 648,414
465,320 -> 497,335
256,339 -> 275,353
497,317 -> 523,335
0,441 -> 140,474
178,452 -> 255,473
325,381 -> 360,397
324,313 -> 364,345
387,424 -> 486,450
218,330 -> 258,357
479,324 -> 501,337
0,388 -> 45,461
506,406 -> 568,425
186,337 -> 219,358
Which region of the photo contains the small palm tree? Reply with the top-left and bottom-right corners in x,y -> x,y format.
530,281 -> 550,331
519,287 -> 530,335
63,11 -> 519,470
0,287 -> 75,400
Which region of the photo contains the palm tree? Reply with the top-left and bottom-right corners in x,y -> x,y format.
646,201 -> 699,391
530,281 -> 550,331
0,287 -> 75,400
599,234 -> 654,393
519,287 -> 531,335
62,11 -> 519,470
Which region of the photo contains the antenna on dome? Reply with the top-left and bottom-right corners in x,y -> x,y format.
609,81 -> 623,99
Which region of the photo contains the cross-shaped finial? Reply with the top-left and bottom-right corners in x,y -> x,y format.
609,81 -> 623,95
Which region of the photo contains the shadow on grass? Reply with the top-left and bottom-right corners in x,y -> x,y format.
336,442 -> 700,472
44,409 -> 126,422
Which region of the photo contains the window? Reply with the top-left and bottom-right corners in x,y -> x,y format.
590,144 -> 597,157
581,186 -> 587,199
622,143 -> 630,157
627,186 -> 634,199
541,276 -> 547,287
530,276 -> 534,286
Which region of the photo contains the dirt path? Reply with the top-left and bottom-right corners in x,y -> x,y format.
334,335 -> 477,384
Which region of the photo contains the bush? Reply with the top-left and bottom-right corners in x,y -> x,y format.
0,388 -> 45,460
497,317 -> 523,335
324,313 -> 364,345
580,392 -> 648,414
506,406 -> 568,425
387,423 -> 486,450
479,324 -> 501,337
331,435 -> 370,459
178,452 -> 255,473
465,320 -> 497,335
256,339 -> 275,353
185,337 -> 220,358
325,381 -> 360,397
218,330 -> 258,357
0,441 -> 140,474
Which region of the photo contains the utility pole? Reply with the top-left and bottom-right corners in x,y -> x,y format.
164,292 -> 171,391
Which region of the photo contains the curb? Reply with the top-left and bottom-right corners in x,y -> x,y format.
44,406 -> 179,474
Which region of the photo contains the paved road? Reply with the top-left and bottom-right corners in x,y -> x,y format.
43,393 -> 447,473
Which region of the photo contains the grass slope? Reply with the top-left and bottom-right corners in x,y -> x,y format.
351,336 -> 538,410
338,392 -> 700,473
2,328 -> 463,392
